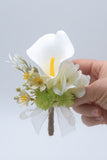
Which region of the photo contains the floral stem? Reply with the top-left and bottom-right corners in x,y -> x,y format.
48,107 -> 54,136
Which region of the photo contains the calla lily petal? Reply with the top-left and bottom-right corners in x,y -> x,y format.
27,30 -> 74,76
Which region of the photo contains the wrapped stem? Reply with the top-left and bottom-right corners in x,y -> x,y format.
48,107 -> 54,136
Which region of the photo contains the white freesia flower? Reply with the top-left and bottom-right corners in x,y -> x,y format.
49,59 -> 90,97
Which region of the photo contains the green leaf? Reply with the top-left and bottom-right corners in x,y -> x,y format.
34,88 -> 75,110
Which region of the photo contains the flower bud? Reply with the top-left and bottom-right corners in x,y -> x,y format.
16,87 -> 21,92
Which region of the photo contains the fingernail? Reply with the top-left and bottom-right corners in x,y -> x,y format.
92,109 -> 101,116
95,116 -> 103,121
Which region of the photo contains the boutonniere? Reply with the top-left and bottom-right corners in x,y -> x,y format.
10,31 -> 90,136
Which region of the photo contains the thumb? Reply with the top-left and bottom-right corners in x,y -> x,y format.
73,79 -> 107,110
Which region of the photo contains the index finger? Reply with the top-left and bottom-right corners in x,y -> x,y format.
72,59 -> 104,78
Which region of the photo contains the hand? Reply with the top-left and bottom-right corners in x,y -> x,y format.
72,59 -> 107,127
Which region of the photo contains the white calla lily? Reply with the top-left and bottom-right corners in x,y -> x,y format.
27,30 -> 74,77
27,30 -> 90,97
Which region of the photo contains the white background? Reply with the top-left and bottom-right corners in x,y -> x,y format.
0,0 -> 107,159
